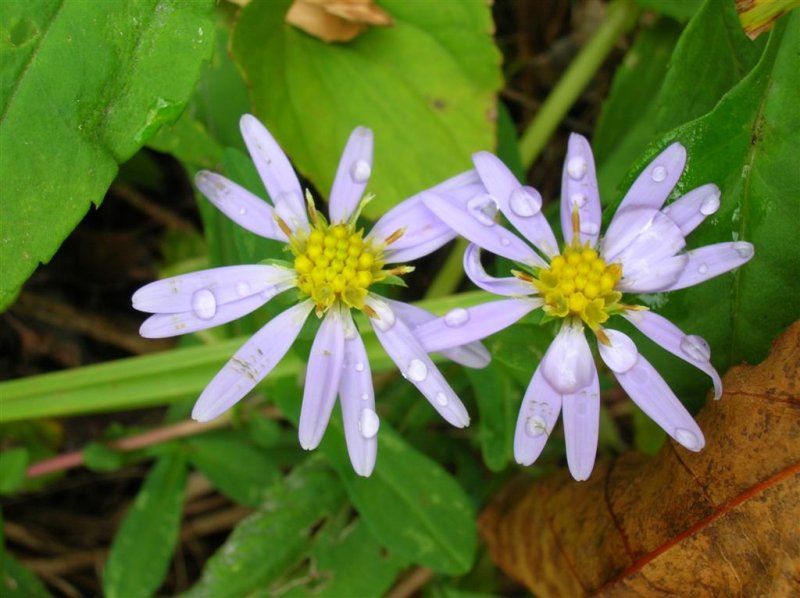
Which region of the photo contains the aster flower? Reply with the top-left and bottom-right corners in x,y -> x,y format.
417,135 -> 754,480
133,114 -> 489,476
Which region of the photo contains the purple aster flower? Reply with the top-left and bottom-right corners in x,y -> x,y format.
417,134 -> 754,480
133,114 -> 488,476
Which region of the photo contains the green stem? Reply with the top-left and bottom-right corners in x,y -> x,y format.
424,238 -> 469,299
518,0 -> 640,168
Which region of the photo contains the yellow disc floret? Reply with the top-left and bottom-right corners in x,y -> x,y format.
290,222 -> 387,314
532,243 -> 623,332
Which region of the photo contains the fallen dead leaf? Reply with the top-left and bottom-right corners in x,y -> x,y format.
480,321 -> 800,597
735,0 -> 800,39
286,0 -> 393,43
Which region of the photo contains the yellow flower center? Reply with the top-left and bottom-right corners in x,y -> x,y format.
290,222 -> 386,313
532,243 -> 623,332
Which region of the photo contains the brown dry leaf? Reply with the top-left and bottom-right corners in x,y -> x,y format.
735,0 -> 800,39
286,0 -> 393,43
480,321 -> 800,597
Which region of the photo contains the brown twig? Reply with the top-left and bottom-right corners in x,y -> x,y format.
384,567 -> 434,598
113,184 -> 196,232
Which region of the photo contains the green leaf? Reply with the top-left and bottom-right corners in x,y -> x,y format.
0,0 -> 215,309
0,551 -> 51,597
83,442 -> 124,472
0,448 -> 28,494
186,430 -> 281,507
465,363 -> 516,472
230,0 -> 502,219
325,426 -> 477,575
185,459 -> 347,598
103,453 -> 188,598
637,0 -> 703,22
638,14 -> 800,393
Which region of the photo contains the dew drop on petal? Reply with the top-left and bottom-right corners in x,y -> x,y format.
360,393 -> 369,401
435,392 -> 448,406
342,320 -> 358,340
567,157 -> 587,180
236,282 -> 251,297
467,194 -> 498,226
700,191 -> 720,215
651,166 -> 668,182
238,207 -> 247,216
680,335 -> 711,362
354,362 -> 365,372
508,187 -> 541,217
675,427 -> 700,450
260,286 -> 276,300
370,300 -> 396,331
698,263 -> 708,275
444,307 -> 469,327
571,193 -> 587,208
358,408 -> 380,438
191,289 -> 217,320
580,222 -> 599,235
732,242 -> 754,259
407,359 -> 428,382
525,415 -> 547,437
500,237 -> 511,246
350,160 -> 371,184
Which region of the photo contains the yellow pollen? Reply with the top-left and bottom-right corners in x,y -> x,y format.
291,221 -> 403,314
532,242 -> 623,331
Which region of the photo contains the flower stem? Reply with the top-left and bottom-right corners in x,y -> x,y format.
518,0 -> 640,168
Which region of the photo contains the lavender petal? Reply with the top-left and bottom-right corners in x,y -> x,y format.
616,254 -> 688,294
562,364 -> 600,481
299,308 -> 346,450
613,211 -> 686,280
662,242 -> 755,291
617,142 -> 686,212
191,300 -> 314,422
329,127 -> 373,223
513,365 -> 562,466
662,184 -> 721,236
541,322 -> 594,394
560,133 -> 601,248
463,244 -> 537,297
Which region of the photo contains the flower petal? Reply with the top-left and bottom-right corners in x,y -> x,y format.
299,308 -> 346,450
133,265 -> 295,314
662,242 -> 755,291
616,254 -> 688,294
239,114 -> 308,231
624,311 -> 722,399
195,171 -> 289,242
541,322 -> 594,394
561,133 -> 601,247
338,314 -> 378,477
191,300 -> 314,422
513,365 -> 562,466
561,364 -> 600,481
463,244 -> 537,297
329,127 -> 373,223
473,151 -> 558,257
422,191 -> 545,266
617,142 -> 686,212
613,212 -> 686,280
605,348 -> 705,452
366,295 -> 470,428
385,299 -> 490,368
369,170 -> 484,263
414,298 -> 541,353
139,284 -> 293,339
662,184 -> 721,236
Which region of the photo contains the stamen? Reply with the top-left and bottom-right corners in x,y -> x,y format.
571,204 -> 580,237
305,189 -> 318,226
384,227 -> 406,246
621,303 -> 648,312
363,304 -> 378,319
596,328 -> 611,346
348,192 -> 375,225
386,265 -> 415,277
511,269 -> 535,283
275,215 -> 293,238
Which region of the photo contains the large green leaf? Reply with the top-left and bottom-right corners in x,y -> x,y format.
465,363 -> 516,472
0,0 -> 215,309
103,452 -> 188,598
634,14 -> 800,395
0,552 -> 51,597
186,459 -> 347,598
230,0 -> 502,218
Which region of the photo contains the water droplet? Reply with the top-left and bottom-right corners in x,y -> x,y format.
732,242 -> 753,259
508,187 -> 541,217
651,166 -> 667,182
680,335 -> 710,362
598,329 -> 638,373
571,193 -> 587,208
238,207 -> 247,216
699,192 -> 720,215
435,392 -> 448,406
500,237 -> 510,246
369,300 -> 396,331
467,194 -> 498,226
354,362 -> 365,372
360,393 -> 369,401
526,415 -> 547,437
580,222 -> 599,235
358,408 -> 380,438
191,289 -> 217,320
407,359 -> 428,382
444,308 -> 469,327
342,320 -> 358,340
236,282 -> 251,297
697,263 -> 708,275
567,157 -> 587,180
675,428 -> 700,450
350,160 -> 371,183
260,286 -> 275,300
